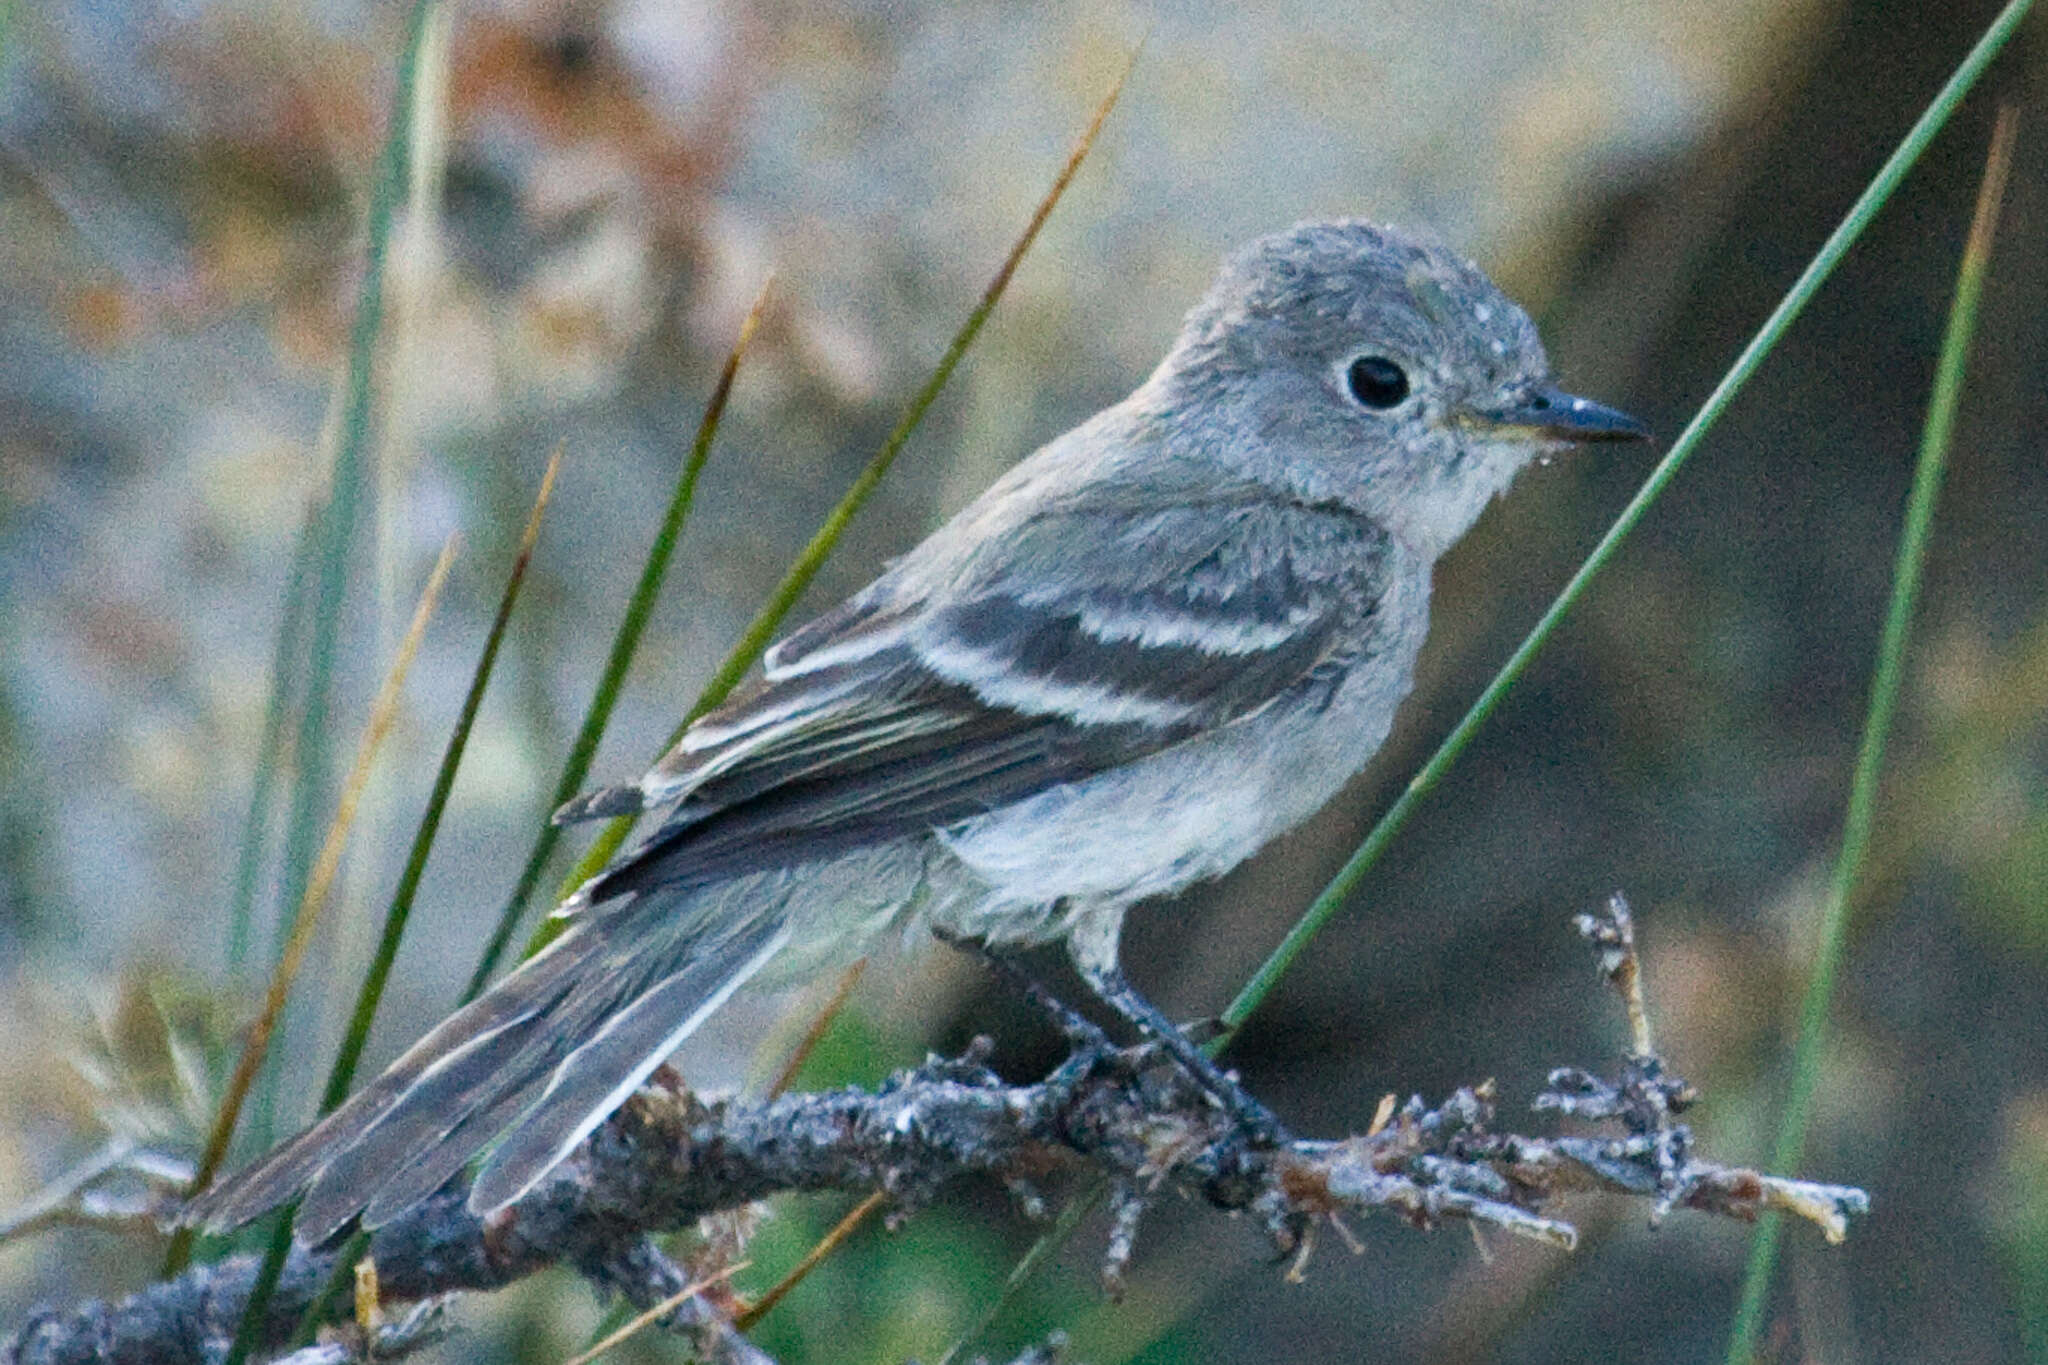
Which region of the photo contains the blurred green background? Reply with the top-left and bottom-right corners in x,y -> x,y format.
2,1 -> 2045,1361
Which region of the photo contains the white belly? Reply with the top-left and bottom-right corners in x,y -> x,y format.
929,572 -> 1429,943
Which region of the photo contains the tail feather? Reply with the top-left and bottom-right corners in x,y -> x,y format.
351,916 -> 786,1228
351,1076 -> 543,1234
293,994 -> 571,1242
187,892 -> 791,1242
469,917 -> 792,1214
184,942 -> 584,1235
296,947 -> 627,1240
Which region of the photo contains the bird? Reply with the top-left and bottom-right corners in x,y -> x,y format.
186,219 -> 1647,1244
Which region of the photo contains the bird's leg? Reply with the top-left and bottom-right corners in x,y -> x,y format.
932,928 -> 1116,1058
1078,962 -> 1291,1149
937,928 -> 1288,1146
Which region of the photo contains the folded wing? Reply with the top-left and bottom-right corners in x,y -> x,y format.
583,495 -> 1385,901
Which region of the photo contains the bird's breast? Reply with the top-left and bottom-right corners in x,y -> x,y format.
933,568 -> 1430,919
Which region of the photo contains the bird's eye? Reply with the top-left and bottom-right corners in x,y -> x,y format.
1345,355 -> 1410,409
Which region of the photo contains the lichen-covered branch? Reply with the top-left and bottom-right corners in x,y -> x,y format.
2,900 -> 1868,1365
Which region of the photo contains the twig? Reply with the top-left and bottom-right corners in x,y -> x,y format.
4,900 -> 1866,1364
563,1261 -> 749,1365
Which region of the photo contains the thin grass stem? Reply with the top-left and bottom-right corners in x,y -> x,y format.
935,1186 -> 1104,1365
734,1194 -> 885,1331
225,508 -> 317,975
326,453 -> 559,1109
766,959 -> 868,1099
1723,104 -> 2019,1365
464,279 -> 774,996
218,1215 -> 296,1365
167,538 -> 456,1274
558,1261 -> 749,1365
269,0 -> 435,963
247,0 -> 439,1171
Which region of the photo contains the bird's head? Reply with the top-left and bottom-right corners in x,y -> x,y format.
1145,220 -> 1646,558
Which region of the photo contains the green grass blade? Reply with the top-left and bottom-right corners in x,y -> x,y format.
167,541 -> 455,1284
535,51 -> 1139,949
325,453 -> 559,1106
183,534 -> 454,1349
1723,105 -> 2019,1365
243,0 -> 440,1172
219,1214 -> 296,1365
165,1 -> 441,1282
257,457 -> 561,1364
268,0 -> 435,965
935,1184 -> 1104,1365
225,507 -> 317,977
0,681 -> 51,946
285,1226 -> 369,1351
462,282 -> 772,1000
1215,0 -> 2034,1042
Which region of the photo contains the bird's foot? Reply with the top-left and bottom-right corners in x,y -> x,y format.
1080,965 -> 1292,1150
1170,1047 -> 1291,1151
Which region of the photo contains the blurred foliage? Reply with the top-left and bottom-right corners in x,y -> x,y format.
71,971 -> 230,1155
1913,618 -> 2048,959
1991,1096 -> 2048,1364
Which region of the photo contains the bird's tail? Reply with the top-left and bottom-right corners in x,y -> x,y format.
184,892 -> 791,1245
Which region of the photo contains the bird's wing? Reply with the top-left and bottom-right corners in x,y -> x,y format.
573,494 -> 1389,900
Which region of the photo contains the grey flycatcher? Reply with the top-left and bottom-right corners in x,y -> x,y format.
188,219 -> 1646,1243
